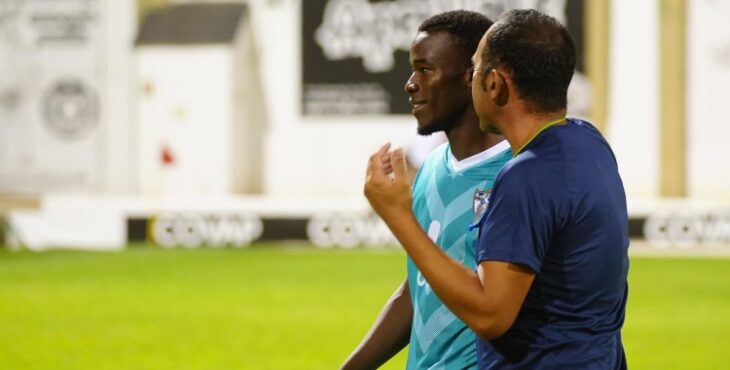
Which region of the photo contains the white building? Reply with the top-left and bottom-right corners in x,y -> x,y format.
135,3 -> 266,195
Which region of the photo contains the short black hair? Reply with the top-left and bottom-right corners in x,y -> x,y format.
483,9 -> 576,113
418,10 -> 493,68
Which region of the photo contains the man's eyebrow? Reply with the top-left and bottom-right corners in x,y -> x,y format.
412,58 -> 428,64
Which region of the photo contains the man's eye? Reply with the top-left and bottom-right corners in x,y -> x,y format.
418,67 -> 431,73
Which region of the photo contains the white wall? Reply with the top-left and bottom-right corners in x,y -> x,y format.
589,0 -> 730,201
687,1 -> 730,200
246,0 -> 422,197
102,0 -> 136,193
135,47 -> 235,195
6,0 -> 719,201
231,12 -> 267,193
605,0 -> 660,199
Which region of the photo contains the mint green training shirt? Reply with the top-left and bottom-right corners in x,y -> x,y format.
407,141 -> 511,370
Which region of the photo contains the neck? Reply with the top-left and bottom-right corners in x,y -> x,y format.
445,107 -> 504,161
497,108 -> 567,154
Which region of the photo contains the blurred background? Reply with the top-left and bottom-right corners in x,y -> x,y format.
0,0 -> 729,369
1,0 -> 729,251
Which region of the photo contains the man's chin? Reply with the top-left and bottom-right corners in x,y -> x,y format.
416,120 -> 434,136
416,116 -> 453,136
479,120 -> 501,134
417,125 -> 438,136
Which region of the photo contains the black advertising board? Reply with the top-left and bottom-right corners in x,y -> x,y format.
128,212 -> 710,247
302,0 -> 586,116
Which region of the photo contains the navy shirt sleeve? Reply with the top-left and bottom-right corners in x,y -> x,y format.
476,154 -> 566,273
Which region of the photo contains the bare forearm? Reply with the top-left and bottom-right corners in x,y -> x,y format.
363,146 -> 533,340
340,280 -> 412,370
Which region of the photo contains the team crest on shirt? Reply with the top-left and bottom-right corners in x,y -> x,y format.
470,189 -> 491,229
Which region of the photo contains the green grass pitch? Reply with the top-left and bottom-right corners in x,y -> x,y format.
1,244 -> 729,370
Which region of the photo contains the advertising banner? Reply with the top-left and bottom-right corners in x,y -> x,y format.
126,211 -> 730,249
302,0 -> 589,116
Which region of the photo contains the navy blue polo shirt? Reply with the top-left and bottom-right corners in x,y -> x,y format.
475,118 -> 629,369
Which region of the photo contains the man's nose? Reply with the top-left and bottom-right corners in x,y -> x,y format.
404,79 -> 418,94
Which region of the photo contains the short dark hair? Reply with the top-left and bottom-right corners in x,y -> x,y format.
418,10 -> 493,67
483,9 -> 576,113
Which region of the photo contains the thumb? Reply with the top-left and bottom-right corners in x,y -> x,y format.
391,148 -> 408,183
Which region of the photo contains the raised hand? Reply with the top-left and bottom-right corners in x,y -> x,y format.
364,144 -> 413,223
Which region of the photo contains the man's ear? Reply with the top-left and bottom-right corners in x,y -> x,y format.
489,69 -> 500,96
465,66 -> 474,88
490,69 -> 509,106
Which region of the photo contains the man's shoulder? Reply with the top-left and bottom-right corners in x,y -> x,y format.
495,147 -> 565,197
501,149 -> 550,177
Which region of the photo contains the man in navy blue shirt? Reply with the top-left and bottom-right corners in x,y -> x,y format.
364,9 -> 629,369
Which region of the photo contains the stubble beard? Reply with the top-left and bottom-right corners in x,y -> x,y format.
416,105 -> 465,136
